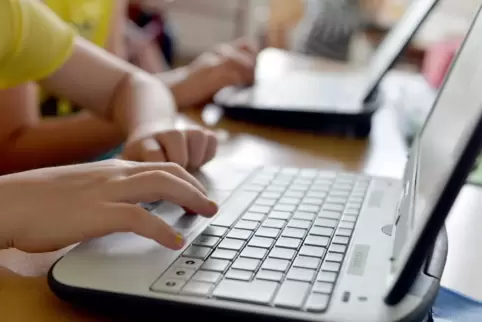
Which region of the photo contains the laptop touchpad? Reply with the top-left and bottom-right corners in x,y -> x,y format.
151,201 -> 207,237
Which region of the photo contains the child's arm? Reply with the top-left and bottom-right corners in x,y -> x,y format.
0,84 -> 124,174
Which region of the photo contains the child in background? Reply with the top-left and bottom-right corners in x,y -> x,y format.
0,0 -> 256,174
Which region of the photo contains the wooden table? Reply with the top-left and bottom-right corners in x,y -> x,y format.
0,49 -> 424,321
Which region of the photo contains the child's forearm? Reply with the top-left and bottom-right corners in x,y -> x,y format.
0,113 -> 124,174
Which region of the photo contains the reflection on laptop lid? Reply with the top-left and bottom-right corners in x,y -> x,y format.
361,0 -> 440,102
385,4 -> 482,304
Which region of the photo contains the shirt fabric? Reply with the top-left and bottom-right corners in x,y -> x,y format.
0,0 -> 76,89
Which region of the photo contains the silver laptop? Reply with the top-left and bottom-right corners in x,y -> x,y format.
215,0 -> 439,114
49,5 -> 482,321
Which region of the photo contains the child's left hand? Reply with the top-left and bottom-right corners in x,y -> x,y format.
121,127 -> 218,169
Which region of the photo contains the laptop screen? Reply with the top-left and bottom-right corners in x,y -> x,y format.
361,0 -> 439,102
389,5 -> 482,282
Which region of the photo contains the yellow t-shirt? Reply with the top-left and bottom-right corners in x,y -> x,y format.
0,0 -> 76,89
42,0 -> 115,115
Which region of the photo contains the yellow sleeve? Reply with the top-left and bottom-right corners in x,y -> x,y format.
0,0 -> 76,89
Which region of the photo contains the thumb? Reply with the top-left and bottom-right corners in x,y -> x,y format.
101,203 -> 185,250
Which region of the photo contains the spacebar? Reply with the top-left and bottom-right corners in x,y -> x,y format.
213,280 -> 278,305
210,191 -> 258,227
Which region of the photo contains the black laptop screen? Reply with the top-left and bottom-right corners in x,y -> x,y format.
361,0 -> 439,102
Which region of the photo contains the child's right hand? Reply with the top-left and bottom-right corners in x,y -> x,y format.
0,160 -> 218,253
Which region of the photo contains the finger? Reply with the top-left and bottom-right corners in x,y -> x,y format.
104,203 -> 186,250
110,170 -> 218,216
123,161 -> 208,195
156,131 -> 189,168
216,43 -> 256,69
186,129 -> 209,170
140,137 -> 167,162
200,131 -> 218,166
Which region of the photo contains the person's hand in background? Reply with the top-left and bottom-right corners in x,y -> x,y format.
0,159 -> 218,253
167,39 -> 258,110
121,127 -> 218,169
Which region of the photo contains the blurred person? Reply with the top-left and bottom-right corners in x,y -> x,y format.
0,0 -> 220,251
0,0 -> 256,173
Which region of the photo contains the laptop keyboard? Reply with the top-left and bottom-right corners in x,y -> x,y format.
150,167 -> 370,313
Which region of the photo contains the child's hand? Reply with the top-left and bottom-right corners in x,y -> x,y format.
171,39 -> 258,110
121,127 -> 218,169
0,160 -> 218,253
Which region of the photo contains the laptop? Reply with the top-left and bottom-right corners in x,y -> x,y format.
49,4 -> 482,321
214,0 -> 440,137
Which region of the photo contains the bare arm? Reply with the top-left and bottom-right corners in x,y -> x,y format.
0,84 -> 124,174
105,0 -> 128,58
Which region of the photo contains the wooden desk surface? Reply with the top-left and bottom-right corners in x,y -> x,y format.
0,49 -> 409,321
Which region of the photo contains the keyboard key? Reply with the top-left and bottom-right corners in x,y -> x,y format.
298,205 -> 320,213
318,211 -> 342,220
314,218 -> 338,228
305,235 -> 329,247
263,219 -> 286,229
326,252 -> 344,262
330,190 -> 350,197
274,204 -> 297,213
322,261 -> 341,272
313,282 -> 334,294
242,212 -> 265,222
225,269 -> 253,281
290,184 -> 310,192
211,249 -> 237,260
241,247 -> 267,260
250,205 -> 271,214
293,178 -> 312,185
261,192 -> 281,200
244,184 -> 265,193
332,184 -> 352,191
266,186 -> 285,193
201,258 -> 230,272
287,267 -> 316,282
218,238 -> 245,251
227,229 -> 252,240
151,278 -> 186,294
310,226 -> 333,237
282,227 -> 306,239
255,198 -> 277,207
302,197 -> 323,206
336,228 -> 352,237
203,226 -> 228,237
317,271 -> 337,283
175,257 -> 203,270
211,191 -> 259,227
306,293 -> 330,312
330,244 -> 347,254
279,197 -> 301,205
325,196 -> 347,204
344,209 -> 359,216
232,258 -> 261,271
269,247 -> 296,260
235,220 -> 259,231
262,258 -> 290,272
276,237 -> 301,249
192,270 -> 222,283
181,281 -> 213,297
183,246 -> 211,260
284,190 -> 304,198
256,227 -> 280,238
249,236 -> 274,248
299,245 -> 326,258
256,269 -> 284,282
268,211 -> 291,220
299,169 -> 318,178
332,235 -> 350,244
166,267 -> 197,280
287,219 -> 311,229
213,279 -> 278,305
323,204 -> 345,212
292,211 -> 315,221
274,281 -> 310,309
342,214 -> 357,222
339,221 -> 355,229
293,256 -> 321,270
317,171 -> 336,178
193,235 -> 220,248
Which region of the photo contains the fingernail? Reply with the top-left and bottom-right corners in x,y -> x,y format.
208,199 -> 218,210
175,233 -> 185,247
